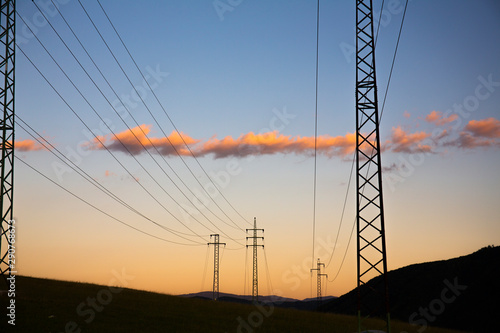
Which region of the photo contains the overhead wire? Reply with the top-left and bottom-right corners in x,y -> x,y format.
262,244 -> 274,295
244,246 -> 248,295
38,0 -> 243,234
201,245 -> 210,291
17,11 -> 250,245
26,3 -> 244,246
16,156 -> 205,246
374,0 -> 385,46
16,43 -> 210,243
16,115 -> 207,240
76,0 -> 248,233
219,244 -> 227,267
95,0 -> 252,227
326,157 -> 355,268
311,0 -> 320,272
379,0 -> 408,120
224,245 -> 246,251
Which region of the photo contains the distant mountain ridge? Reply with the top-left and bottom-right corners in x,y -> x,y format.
179,291 -> 299,303
322,245 -> 500,332
179,291 -> 337,311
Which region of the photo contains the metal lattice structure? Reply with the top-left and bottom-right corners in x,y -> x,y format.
310,258 -> 327,303
355,0 -> 390,331
207,234 -> 225,300
246,217 -> 263,302
0,0 -> 15,285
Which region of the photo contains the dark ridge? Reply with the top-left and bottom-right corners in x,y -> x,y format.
321,245 -> 499,332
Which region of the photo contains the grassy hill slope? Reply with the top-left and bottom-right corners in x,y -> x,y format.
0,276 -> 469,333
323,246 -> 500,333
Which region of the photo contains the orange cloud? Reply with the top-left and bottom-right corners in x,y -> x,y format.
425,110 -> 458,126
84,126 -> 357,159
403,111 -> 411,118
104,170 -> 115,177
198,131 -> 356,158
453,132 -> 496,149
85,119 -> 500,159
463,118 -> 500,138
445,118 -> 500,149
15,139 -> 44,152
85,124 -> 199,156
388,126 -> 432,153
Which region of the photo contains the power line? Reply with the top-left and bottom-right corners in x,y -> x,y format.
374,0 -> 385,46
95,0 -> 251,227
327,216 -> 356,282
25,3 -> 244,245
17,8 -> 250,244
16,156 -> 205,246
15,116 -> 206,241
379,0 -> 408,120
262,243 -> 274,296
200,244 -> 210,291
16,43 -> 209,242
244,246 -> 248,295
39,0 -> 243,235
17,10 -> 214,238
311,0 -> 320,272
326,154 -> 355,268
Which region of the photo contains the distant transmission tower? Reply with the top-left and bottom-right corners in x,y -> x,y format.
310,258 -> 327,303
355,0 -> 390,332
246,217 -> 263,302
207,234 -> 225,300
0,0 -> 15,286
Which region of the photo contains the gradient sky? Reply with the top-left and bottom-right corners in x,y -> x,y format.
14,0 -> 500,300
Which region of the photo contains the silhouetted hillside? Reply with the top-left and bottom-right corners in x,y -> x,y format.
322,245 -> 499,332
0,275 -> 468,332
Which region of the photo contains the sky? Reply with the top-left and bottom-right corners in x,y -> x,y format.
13,0 -> 500,300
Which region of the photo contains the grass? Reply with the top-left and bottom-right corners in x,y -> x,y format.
0,276 -> 470,333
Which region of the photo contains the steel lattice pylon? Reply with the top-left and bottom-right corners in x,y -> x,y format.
355,0 -> 390,332
208,234 -> 225,300
0,0 -> 15,286
310,258 -> 327,303
246,217 -> 263,302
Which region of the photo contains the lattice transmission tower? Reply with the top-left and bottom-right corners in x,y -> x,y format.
207,234 -> 226,300
0,0 -> 15,287
310,258 -> 327,303
355,0 -> 390,332
246,217 -> 263,302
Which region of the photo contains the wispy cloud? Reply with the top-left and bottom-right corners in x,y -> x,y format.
464,117 -> 500,138
84,126 -> 357,159
197,131 -> 356,158
82,117 -> 500,160
84,124 -> 199,156
15,139 -> 45,152
445,118 -> 500,149
383,162 -> 403,173
425,110 -> 458,126
104,170 -> 115,177
387,126 -> 432,153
